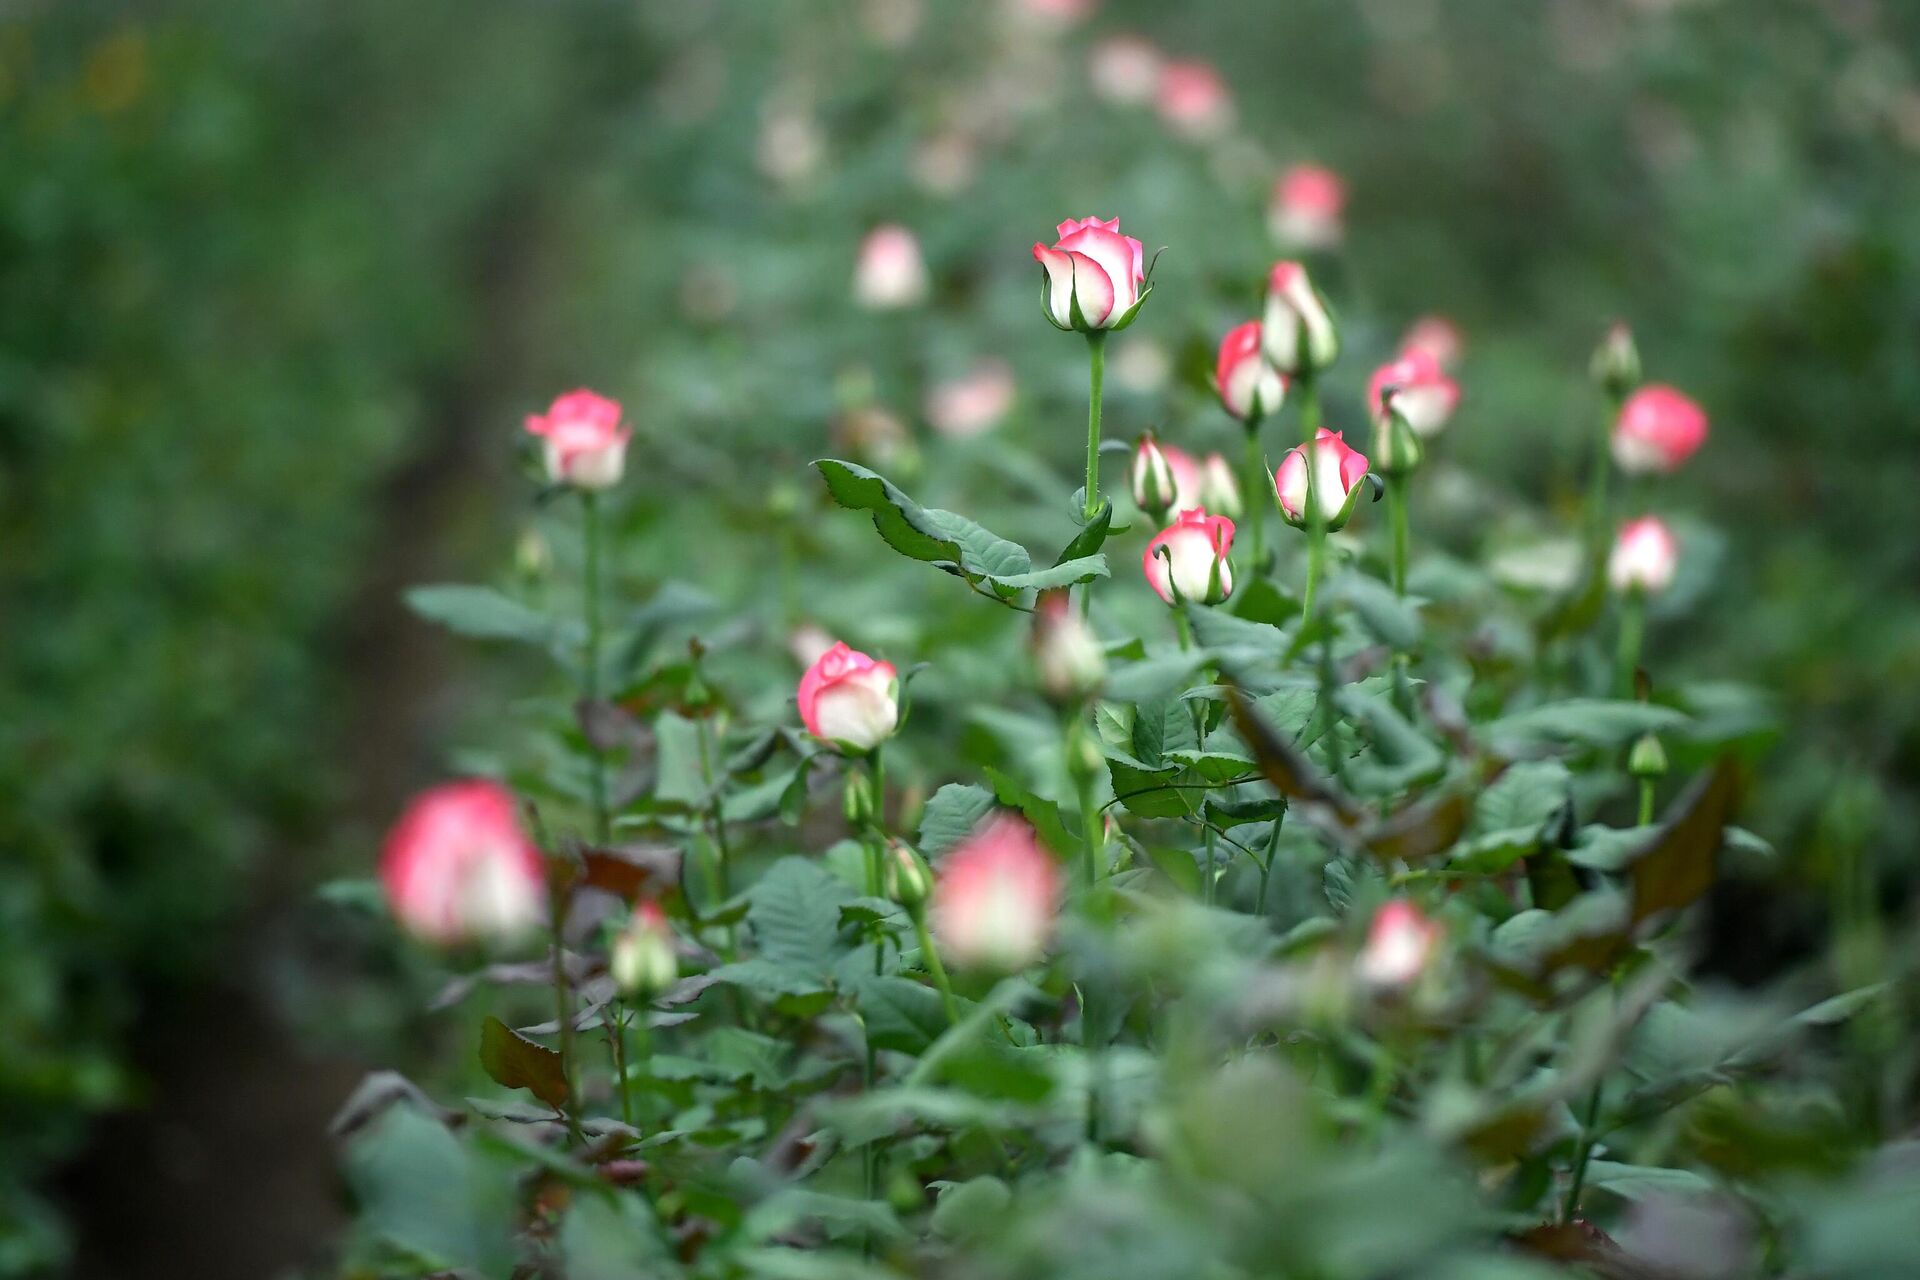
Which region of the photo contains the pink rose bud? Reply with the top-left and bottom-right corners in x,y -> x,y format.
1262,261 -> 1340,375
380,780 -> 546,945
853,224 -> 929,310
1274,429 -> 1370,531
1130,433 -> 1200,517
1214,320 -> 1287,422
1399,314 -> 1464,370
1088,34 -> 1163,106
1608,516 -> 1679,595
524,390 -> 631,491
925,359 -> 1014,439
1032,589 -> 1106,701
1200,452 -> 1243,519
1267,164 -> 1346,250
610,901 -> 679,999
1357,899 -> 1442,988
1033,216 -> 1149,332
1612,384 -> 1707,474
930,814 -> 1060,970
1155,59 -> 1234,140
1143,507 -> 1236,605
1367,348 -> 1460,438
797,641 -> 901,752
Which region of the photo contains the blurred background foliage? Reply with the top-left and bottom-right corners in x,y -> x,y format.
2,0 -> 1918,1273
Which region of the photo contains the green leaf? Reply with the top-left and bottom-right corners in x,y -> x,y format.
748,857 -> 858,976
982,766 -> 1076,857
919,783 -> 997,859
1475,761 -> 1573,834
930,1176 -> 1013,1241
1109,759 -> 1201,818
855,974 -> 955,1054
653,711 -> 709,809
1482,699 -> 1689,751
1054,500 -> 1114,564
343,1104 -> 515,1273
1625,759 -> 1739,924
1330,573 -> 1422,649
478,1016 -> 569,1109
405,584 -> 559,647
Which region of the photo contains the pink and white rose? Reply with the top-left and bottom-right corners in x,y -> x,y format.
1612,384 -> 1707,473
1357,899 -> 1442,988
1268,164 -> 1346,250
1608,516 -> 1679,595
1367,348 -> 1461,438
1274,429 -> 1370,530
524,390 -> 631,490
1033,216 -> 1149,332
380,780 -> 546,945
1143,508 -> 1236,605
1262,261 -> 1339,375
797,641 -> 900,752
1215,319 -> 1286,422
1130,434 -> 1201,517
610,901 -> 679,998
930,814 -> 1060,970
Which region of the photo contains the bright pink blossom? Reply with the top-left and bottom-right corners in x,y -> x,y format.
1612,384 -> 1707,474
1033,216 -> 1147,331
1358,899 -> 1441,987
1274,429 -> 1370,529
930,814 -> 1060,970
1215,320 -> 1286,421
1155,59 -> 1234,139
1368,348 -> 1461,438
1143,508 -> 1236,605
1609,517 -> 1679,595
524,390 -> 631,490
380,781 -> 546,945
797,641 -> 900,752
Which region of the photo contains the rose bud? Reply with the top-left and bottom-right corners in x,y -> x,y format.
1370,396 -> 1424,479
1357,899 -> 1442,988
884,840 -> 935,911
1143,508 -> 1236,605
924,358 -> 1014,439
1155,59 -> 1234,141
797,641 -> 901,752
523,390 -> 631,491
1399,314 -> 1464,370
1612,384 -> 1707,474
853,224 -> 929,310
1031,589 -> 1106,701
1262,261 -> 1339,376
1590,322 -> 1642,399
1200,452 -> 1244,519
1628,731 -> 1669,781
1274,429 -> 1370,531
1214,320 -> 1286,423
1033,216 -> 1150,333
1088,34 -> 1163,106
1130,433 -> 1200,518
610,901 -> 679,999
1267,163 -> 1346,251
1608,516 -> 1679,595
930,814 -> 1060,971
1367,348 -> 1460,438
380,780 -> 546,945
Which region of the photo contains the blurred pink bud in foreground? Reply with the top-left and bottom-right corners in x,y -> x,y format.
931,814 -> 1060,969
1156,59 -> 1234,140
1032,589 -> 1106,700
1609,516 -> 1679,595
797,641 -> 900,752
1613,384 -> 1708,474
1358,899 -> 1441,988
925,359 -> 1014,439
1268,163 -> 1346,250
853,224 -> 929,310
381,781 -> 546,945
524,390 -> 631,490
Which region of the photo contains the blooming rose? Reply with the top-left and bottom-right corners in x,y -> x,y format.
1088,34 -> 1163,105
853,224 -> 929,310
797,641 -> 900,752
1608,516 -> 1679,595
1612,384 -> 1707,473
1155,59 -> 1234,140
1399,314 -> 1464,370
1262,261 -> 1339,375
1032,589 -> 1106,701
1274,429 -> 1370,530
1215,320 -> 1286,422
930,814 -> 1060,970
380,780 -> 546,945
610,901 -> 678,999
524,390 -> 631,490
1033,216 -> 1149,332
925,358 -> 1014,439
1367,348 -> 1460,438
1200,452 -> 1243,518
1268,164 -> 1346,250
1357,899 -> 1441,988
1130,434 -> 1201,517
1143,507 -> 1236,605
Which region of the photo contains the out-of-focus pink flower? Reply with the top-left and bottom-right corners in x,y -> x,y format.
1131,434 -> 1201,516
610,901 -> 678,998
1143,508 -> 1236,605
524,390 -> 631,490
1215,320 -> 1286,422
1357,899 -> 1441,987
1005,0 -> 1097,31
1263,261 -> 1339,375
1368,348 -> 1461,438
854,224 -> 929,310
1088,34 -> 1163,105
925,359 -> 1014,439
757,105 -> 825,187
1032,589 -> 1106,700
931,813 -> 1060,969
798,642 -> 900,752
380,781 -> 546,945
1608,517 -> 1679,595
1613,385 -> 1707,473
1400,314 -> 1464,371
1155,59 -> 1234,140
1200,452 -> 1243,519
1274,429 -> 1370,530
1268,164 -> 1346,250
1033,216 -> 1148,331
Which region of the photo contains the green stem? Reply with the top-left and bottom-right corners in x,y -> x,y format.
1172,606 -> 1193,650
1615,590 -> 1645,697
548,880 -> 583,1148
911,911 -> 962,1026
1637,778 -> 1655,827
1586,390 -> 1623,554
1254,813 -> 1283,919
581,491 -> 610,846
1298,374 -> 1326,619
1084,331 -> 1108,523
1562,1079 -> 1605,1223
1386,472 -> 1409,597
1203,825 -> 1217,905
1071,718 -> 1104,888
1243,415 -> 1266,573
607,1001 -> 633,1130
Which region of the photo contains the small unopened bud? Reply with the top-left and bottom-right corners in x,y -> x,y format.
1032,590 -> 1106,702
1130,433 -> 1179,519
610,902 -> 678,999
1200,452 -> 1244,519
842,769 -> 878,829
884,840 -> 934,910
1591,322 -> 1641,400
1370,397 -> 1425,477
1628,732 -> 1668,780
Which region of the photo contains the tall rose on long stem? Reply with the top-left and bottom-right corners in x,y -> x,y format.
1215,320 -> 1284,573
